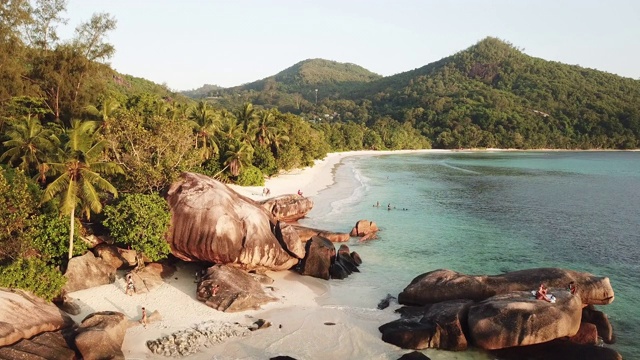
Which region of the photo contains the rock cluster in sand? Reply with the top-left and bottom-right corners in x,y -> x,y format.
146,321 -> 251,357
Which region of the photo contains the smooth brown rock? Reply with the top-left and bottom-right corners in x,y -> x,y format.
298,236 -> 335,280
62,252 -> 116,293
399,268 -> 614,306
274,222 -> 306,259
0,289 -> 73,347
582,305 -> 615,344
259,194 -> 313,222
491,339 -> 622,360
75,311 -> 128,360
397,351 -> 431,360
349,219 -> 379,237
166,173 -> 300,271
196,265 -> 276,312
379,300 -> 472,350
93,243 -> 127,269
569,322 -> 598,345
468,290 -> 583,350
0,331 -> 76,360
129,262 -> 176,294
289,224 -> 350,243
336,245 -> 359,273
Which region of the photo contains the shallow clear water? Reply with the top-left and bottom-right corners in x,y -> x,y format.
300,151 -> 640,359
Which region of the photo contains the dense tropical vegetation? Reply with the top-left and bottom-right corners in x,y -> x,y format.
1,1 -> 639,300
196,39 -> 640,150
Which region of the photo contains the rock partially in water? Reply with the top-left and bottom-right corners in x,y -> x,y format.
399,268 -> 614,306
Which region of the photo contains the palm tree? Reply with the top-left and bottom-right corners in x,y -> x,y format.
188,101 -> 221,161
0,115 -> 60,175
235,102 -> 256,133
254,110 -> 277,147
85,97 -> 120,123
42,120 -> 123,259
223,141 -> 253,177
269,128 -> 290,156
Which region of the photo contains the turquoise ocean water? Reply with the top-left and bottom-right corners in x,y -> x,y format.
299,151 -> 640,359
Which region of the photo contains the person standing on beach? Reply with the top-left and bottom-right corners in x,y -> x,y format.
125,273 -> 136,296
141,307 -> 148,328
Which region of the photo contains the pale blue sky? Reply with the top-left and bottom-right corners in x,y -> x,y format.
60,0 -> 640,91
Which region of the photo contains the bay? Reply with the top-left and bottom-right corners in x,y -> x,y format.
300,151 -> 640,359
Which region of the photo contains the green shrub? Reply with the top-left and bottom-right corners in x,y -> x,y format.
30,213 -> 86,266
252,146 -> 277,176
0,169 -> 40,261
0,258 -> 66,301
236,165 -> 264,186
103,193 -> 171,262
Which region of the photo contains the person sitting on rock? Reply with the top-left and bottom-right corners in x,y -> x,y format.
536,283 -> 551,302
212,284 -> 220,296
568,281 -> 577,295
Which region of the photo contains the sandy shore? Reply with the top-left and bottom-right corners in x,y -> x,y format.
68,150 -> 454,360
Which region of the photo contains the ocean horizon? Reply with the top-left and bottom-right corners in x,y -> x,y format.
300,151 -> 639,359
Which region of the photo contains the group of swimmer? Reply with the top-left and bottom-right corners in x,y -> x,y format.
374,201 -> 408,211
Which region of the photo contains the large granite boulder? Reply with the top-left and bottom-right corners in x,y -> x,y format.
349,219 -> 379,237
196,265 -> 276,312
0,331 -> 76,360
298,236 -> 335,280
0,289 -> 74,347
75,311 -> 128,360
166,173 -> 301,271
467,290 -> 582,350
289,224 -> 350,243
274,221 -> 306,259
259,194 -> 313,222
336,245 -> 360,274
569,322 -> 598,345
63,252 -> 117,293
379,300 -> 472,350
491,339 -> 623,360
582,305 -> 615,344
399,268 -> 614,306
93,243 -> 137,269
129,262 -> 176,294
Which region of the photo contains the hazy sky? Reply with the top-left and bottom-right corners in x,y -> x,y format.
60,0 -> 640,91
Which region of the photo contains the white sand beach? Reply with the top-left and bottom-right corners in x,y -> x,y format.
67,149 -> 463,360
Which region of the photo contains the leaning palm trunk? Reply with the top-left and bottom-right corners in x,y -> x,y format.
68,207 -> 75,259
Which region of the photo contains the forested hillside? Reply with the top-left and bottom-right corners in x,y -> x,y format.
198,37 -> 640,149
363,37 -> 640,149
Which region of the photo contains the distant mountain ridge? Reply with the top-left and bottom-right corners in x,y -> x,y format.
182,37 -> 640,149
